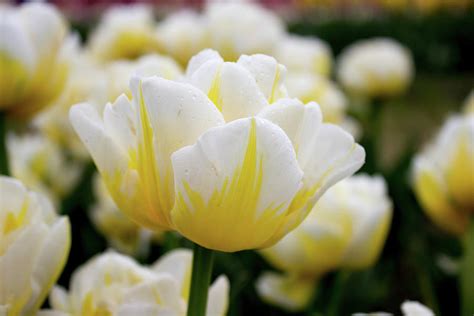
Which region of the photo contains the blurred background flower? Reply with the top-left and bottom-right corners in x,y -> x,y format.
257,174 -> 392,311
0,2 -> 72,118
41,249 -> 228,316
412,110 -> 473,235
0,176 -> 70,316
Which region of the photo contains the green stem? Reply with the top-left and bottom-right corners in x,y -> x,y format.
187,243 -> 215,316
461,220 -> 474,316
326,271 -> 351,316
362,98 -> 384,173
0,113 -> 9,175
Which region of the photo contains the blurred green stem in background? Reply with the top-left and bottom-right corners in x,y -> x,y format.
326,271 -> 351,316
0,113 -> 9,175
364,99 -> 384,173
187,243 -> 215,316
461,220 -> 474,316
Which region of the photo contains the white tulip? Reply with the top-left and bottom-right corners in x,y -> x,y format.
106,53 -> 183,101
274,35 -> 333,77
0,176 -> 70,316
7,132 -> 83,205
204,2 -> 285,61
337,38 -> 413,98
412,113 -> 474,235
258,174 -> 392,310
44,250 -> 228,316
0,2 -> 71,117
285,72 -> 347,124
87,4 -> 158,62
70,49 -> 364,252
156,11 -> 209,65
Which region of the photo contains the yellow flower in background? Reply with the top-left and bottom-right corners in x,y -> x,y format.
257,174 -> 392,311
273,35 -> 333,77
41,250 -> 229,316
70,50 -> 364,252
0,176 -> 70,316
7,132 -> 83,206
0,2 -> 72,117
337,38 -> 414,98
204,2 -> 285,61
156,11 -> 209,66
91,174 -> 163,256
412,113 -> 474,235
87,4 -> 159,63
106,53 -> 183,101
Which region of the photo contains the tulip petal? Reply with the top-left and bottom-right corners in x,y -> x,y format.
117,304 -> 178,316
256,272 -> 315,311
413,157 -> 469,234
186,49 -> 223,78
171,117 -> 303,252
18,3 -> 66,58
207,276 -> 229,316
152,249 -> 192,299
103,94 -> 137,154
237,54 -> 287,103
25,217 -> 71,313
340,176 -> 392,268
187,57 -> 269,121
259,99 -> 365,243
70,102 -> 128,175
128,77 -> 225,228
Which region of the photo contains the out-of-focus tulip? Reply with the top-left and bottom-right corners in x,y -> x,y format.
7,132 -> 83,206
87,5 -> 158,63
106,54 -> 183,101
91,174 -> 163,256
204,2 -> 285,61
257,174 -> 392,310
42,250 -> 228,316
0,2 -> 72,117
70,49 -> 364,252
401,301 -> 435,316
412,114 -> 474,235
156,11 -> 209,65
337,38 -> 414,98
353,300 -> 434,316
273,35 -> 333,77
0,176 -> 70,316
34,52 -> 108,160
285,72 -> 347,125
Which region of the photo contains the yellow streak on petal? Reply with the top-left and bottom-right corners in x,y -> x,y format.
173,119 -> 287,252
446,132 -> 474,210
3,200 -> 29,235
135,82 -> 173,228
207,66 -> 223,112
269,65 -> 281,104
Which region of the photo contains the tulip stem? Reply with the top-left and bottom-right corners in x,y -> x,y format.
0,113 -> 9,175
326,270 -> 351,316
461,220 -> 474,315
187,243 -> 215,316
